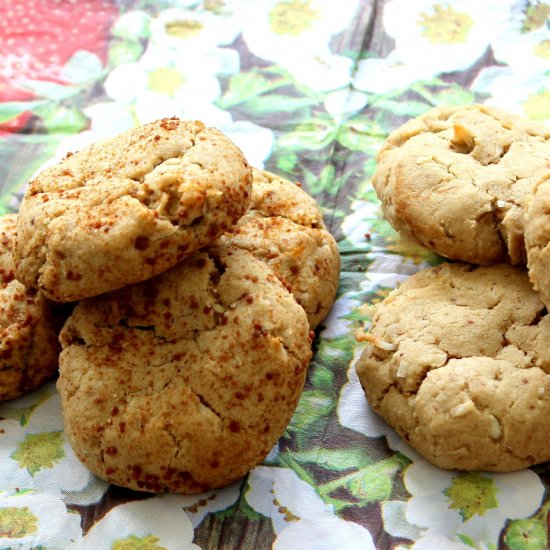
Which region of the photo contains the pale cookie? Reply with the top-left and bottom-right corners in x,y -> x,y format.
220,168 -> 340,328
0,214 -> 66,400
356,262 -> 550,472
58,245 -> 312,493
524,173 -> 550,307
15,118 -> 252,302
373,104 -> 550,265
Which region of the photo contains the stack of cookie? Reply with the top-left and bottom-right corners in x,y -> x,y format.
6,118 -> 340,493
356,105 -> 550,472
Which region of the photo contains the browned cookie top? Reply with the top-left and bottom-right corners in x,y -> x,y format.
15,118 -> 252,302
373,104 -> 550,265
221,168 -> 341,328
0,214 -> 66,400
58,245 -> 312,494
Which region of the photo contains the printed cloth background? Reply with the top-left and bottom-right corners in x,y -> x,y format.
0,0 -> 549,548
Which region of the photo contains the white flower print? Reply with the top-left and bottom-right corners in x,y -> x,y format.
282,53 -> 355,92
337,343 -> 397,438
148,7 -> 240,53
246,465 -> 376,549
336,339 -> 424,460
85,101 -> 274,167
412,534 -> 473,549
320,293 -> 363,339
404,461 -> 545,547
383,0 -> 517,74
337,345 -> 547,549
103,57 -> 223,119
84,103 -> 137,136
69,495 -> 200,549
178,481 -> 242,527
0,388 -> 100,501
0,491 -> 82,549
471,3 -> 550,124
238,0 -> 359,65
101,5 -> 242,129
353,53 -> 437,95
382,500 -> 422,542
111,10 -> 151,42
340,199 -> 382,250
217,119 -> 275,169
492,26 -> 550,75
324,88 -> 368,123
472,66 -> 550,124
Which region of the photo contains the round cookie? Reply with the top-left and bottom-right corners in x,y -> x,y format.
15,118 -> 252,302
220,168 -> 340,329
57,245 -> 312,493
373,104 -> 550,265
0,214 -> 66,400
356,262 -> 550,472
524,172 -> 550,306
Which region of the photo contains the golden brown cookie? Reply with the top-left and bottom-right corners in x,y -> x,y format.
57,245 -> 312,493
524,172 -> 550,307
0,214 -> 67,400
15,118 -> 252,302
356,262 -> 550,472
221,168 -> 340,328
373,104 -> 550,265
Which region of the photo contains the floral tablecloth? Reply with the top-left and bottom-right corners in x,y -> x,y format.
1,0 -> 549,548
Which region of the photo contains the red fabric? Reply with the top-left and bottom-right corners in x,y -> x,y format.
0,0 -> 119,133
0,0 -> 119,86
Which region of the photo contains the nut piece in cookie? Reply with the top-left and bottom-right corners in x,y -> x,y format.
57,245 -> 312,494
524,172 -> 550,307
15,118 -> 253,302
373,104 -> 550,265
0,214 -> 67,400
220,168 -> 341,329
356,262 -> 550,472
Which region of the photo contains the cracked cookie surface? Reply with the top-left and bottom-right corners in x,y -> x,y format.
524,173 -> 550,308
220,168 -> 340,329
57,245 -> 312,493
0,214 -> 67,400
14,118 -> 252,302
356,262 -> 550,471
373,104 -> 550,265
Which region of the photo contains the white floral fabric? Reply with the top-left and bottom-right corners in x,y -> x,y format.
0,0 -> 549,548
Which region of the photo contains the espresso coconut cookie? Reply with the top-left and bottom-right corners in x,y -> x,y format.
373,104 -> 550,265
15,118 -> 252,302
356,262 -> 550,472
0,214 -> 67,400
524,173 -> 550,307
220,168 -> 340,328
57,245 -> 312,493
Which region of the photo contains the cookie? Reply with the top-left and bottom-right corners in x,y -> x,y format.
0,214 -> 66,400
356,262 -> 550,472
57,245 -> 312,493
373,104 -> 550,265
221,168 -> 340,328
14,118 -> 252,302
524,172 -> 550,307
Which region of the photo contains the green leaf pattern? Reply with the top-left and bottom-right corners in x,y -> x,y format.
0,0 -> 549,548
